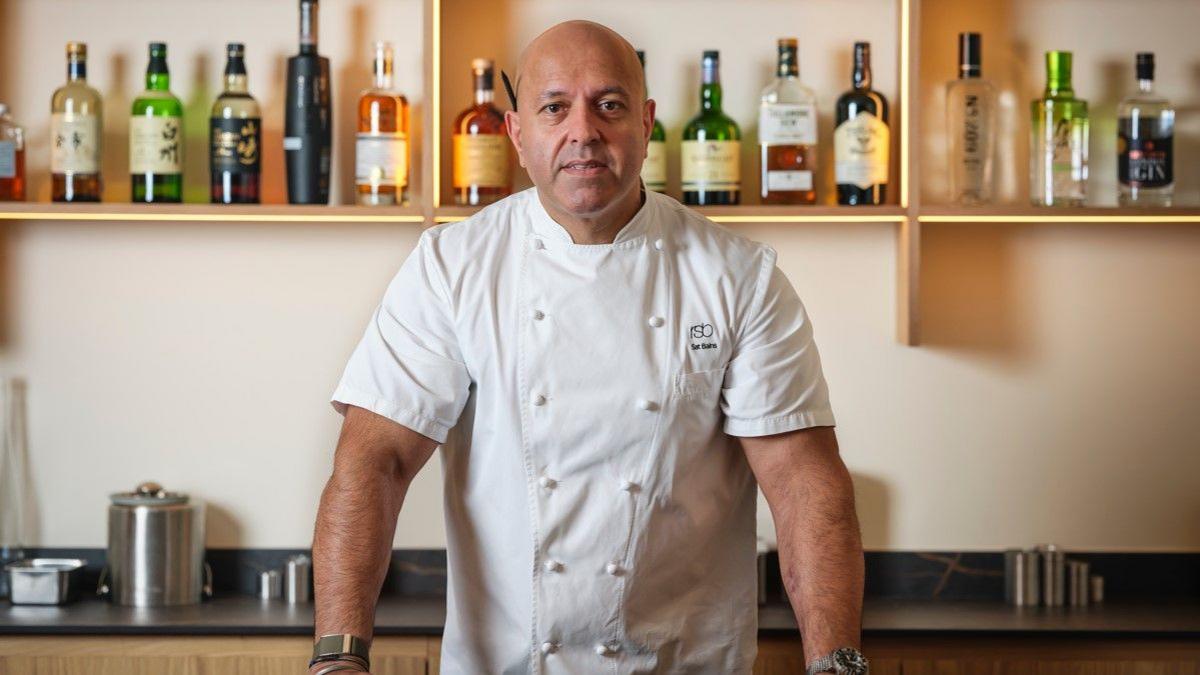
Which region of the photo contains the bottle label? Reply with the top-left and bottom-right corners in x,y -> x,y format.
453,134 -> 509,189
211,117 -> 261,174
681,140 -> 740,190
51,112 -> 100,174
759,103 -> 817,145
835,112 -> 888,189
767,170 -> 813,192
355,133 -> 408,188
0,141 -> 14,179
641,139 -> 666,191
1118,130 -> 1172,188
130,115 -> 183,174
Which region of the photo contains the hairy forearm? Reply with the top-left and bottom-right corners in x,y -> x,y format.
311,451 -> 409,643
777,463 -> 864,661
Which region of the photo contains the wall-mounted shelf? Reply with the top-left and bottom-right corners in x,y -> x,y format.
0,203 -> 426,224
919,207 -> 1200,225
435,204 -> 908,224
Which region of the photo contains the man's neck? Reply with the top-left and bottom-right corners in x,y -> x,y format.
537,185 -> 646,245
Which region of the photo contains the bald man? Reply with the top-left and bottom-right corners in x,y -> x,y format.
310,20 -> 866,675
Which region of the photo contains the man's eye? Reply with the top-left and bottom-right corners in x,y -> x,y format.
542,103 -> 564,114
599,100 -> 623,112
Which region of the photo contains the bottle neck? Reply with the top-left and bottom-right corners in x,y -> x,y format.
1045,77 -> 1073,97
1138,78 -> 1154,95
224,56 -> 248,93
473,69 -> 495,105
146,58 -> 169,91
299,2 -> 319,56
701,64 -> 722,111
777,51 -> 798,79
68,59 -> 87,82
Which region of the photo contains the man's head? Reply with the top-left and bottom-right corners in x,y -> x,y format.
505,21 -> 654,227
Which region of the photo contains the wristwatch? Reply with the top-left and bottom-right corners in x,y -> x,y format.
806,647 -> 869,675
310,634 -> 371,671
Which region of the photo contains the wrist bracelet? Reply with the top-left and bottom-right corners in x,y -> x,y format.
313,664 -> 366,675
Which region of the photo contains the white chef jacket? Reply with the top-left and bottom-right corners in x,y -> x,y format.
331,187 -> 835,674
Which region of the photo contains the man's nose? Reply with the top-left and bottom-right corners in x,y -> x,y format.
564,104 -> 601,145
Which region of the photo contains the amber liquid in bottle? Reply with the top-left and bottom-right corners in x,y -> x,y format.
52,42 -> 102,202
453,58 -> 510,206
356,42 -> 410,205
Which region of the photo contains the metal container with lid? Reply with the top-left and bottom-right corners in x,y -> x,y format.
103,481 -> 210,607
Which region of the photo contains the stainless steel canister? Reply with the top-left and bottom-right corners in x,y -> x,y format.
1068,561 -> 1090,607
1004,549 -> 1041,606
104,481 -> 210,607
286,554 -> 312,604
1039,544 -> 1065,607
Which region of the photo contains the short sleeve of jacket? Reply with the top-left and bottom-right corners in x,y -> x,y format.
722,246 -> 836,437
330,230 -> 471,444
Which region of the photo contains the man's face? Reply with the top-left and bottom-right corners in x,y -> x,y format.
506,40 -> 654,218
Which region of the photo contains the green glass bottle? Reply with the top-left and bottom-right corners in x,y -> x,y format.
1030,50 -> 1088,206
130,42 -> 183,203
636,50 -> 667,193
682,50 -> 741,205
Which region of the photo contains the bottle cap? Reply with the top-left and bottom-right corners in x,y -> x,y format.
1136,52 -> 1154,81
702,50 -> 719,62
958,32 -> 981,77
67,42 -> 87,58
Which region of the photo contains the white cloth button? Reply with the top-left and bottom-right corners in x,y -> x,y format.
636,398 -> 657,411
541,641 -> 558,655
594,643 -> 610,656
538,476 -> 557,489
620,480 -> 638,493
543,560 -> 563,573
648,316 -> 664,328
654,238 -> 664,251
531,309 -> 545,321
531,238 -> 545,251
605,562 -> 623,576
531,393 -> 546,406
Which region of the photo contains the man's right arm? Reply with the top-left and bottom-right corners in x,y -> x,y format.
309,405 -> 439,674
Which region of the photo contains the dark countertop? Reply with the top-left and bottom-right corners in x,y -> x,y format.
2,595 -> 1199,638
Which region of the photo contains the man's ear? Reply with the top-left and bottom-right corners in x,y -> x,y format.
505,110 -> 526,169
643,98 -> 657,155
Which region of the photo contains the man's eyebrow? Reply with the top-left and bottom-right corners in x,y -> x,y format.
535,85 -> 631,102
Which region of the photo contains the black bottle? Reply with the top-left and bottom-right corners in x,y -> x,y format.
834,42 -> 890,206
284,0 -> 332,204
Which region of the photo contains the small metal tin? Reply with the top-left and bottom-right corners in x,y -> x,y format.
5,558 -> 87,605
285,554 -> 311,604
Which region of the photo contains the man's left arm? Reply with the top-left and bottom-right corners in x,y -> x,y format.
738,425 -> 864,663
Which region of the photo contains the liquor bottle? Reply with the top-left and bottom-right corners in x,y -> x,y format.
636,50 -> 667,194
357,42 -> 409,206
1118,52 -> 1174,207
759,38 -> 818,205
51,42 -> 102,202
1030,51 -> 1088,207
682,50 -> 741,205
452,58 -> 511,206
210,43 -> 261,204
945,32 -> 995,205
0,104 -> 26,201
130,42 -> 183,203
285,0 -> 332,205
834,42 -> 889,205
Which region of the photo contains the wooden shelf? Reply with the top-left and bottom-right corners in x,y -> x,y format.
919,206 -> 1200,224
434,204 -> 908,224
0,203 -> 427,224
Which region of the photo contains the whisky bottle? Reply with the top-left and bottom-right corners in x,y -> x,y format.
285,0 -> 332,205
51,42 -> 102,202
759,38 -> 818,205
130,42 -> 183,203
211,43 -> 261,204
636,50 -> 667,193
1118,52 -> 1174,207
1030,51 -> 1087,207
682,50 -> 741,205
453,58 -> 509,206
0,104 -> 26,202
945,32 -> 995,205
834,42 -> 889,205
357,41 -> 409,206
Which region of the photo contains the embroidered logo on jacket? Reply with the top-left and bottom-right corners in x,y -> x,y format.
689,323 -> 718,350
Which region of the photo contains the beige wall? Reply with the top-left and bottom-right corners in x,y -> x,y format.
1,0 -> 1198,551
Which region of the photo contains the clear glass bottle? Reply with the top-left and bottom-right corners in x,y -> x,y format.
210,43 -> 261,204
0,104 -> 25,202
51,42 -> 103,202
356,41 -> 410,206
636,50 -> 667,194
1117,52 -> 1174,207
1030,50 -> 1087,207
452,58 -> 510,206
760,38 -> 818,205
945,32 -> 995,205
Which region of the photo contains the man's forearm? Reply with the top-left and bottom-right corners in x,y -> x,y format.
312,452 -> 409,643
778,465 -> 864,661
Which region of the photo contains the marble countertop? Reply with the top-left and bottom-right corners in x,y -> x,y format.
2,595 -> 1198,637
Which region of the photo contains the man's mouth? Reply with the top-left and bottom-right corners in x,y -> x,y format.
560,160 -> 607,176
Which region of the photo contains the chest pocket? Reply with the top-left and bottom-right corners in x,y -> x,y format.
674,364 -> 727,404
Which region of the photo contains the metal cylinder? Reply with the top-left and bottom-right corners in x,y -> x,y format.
286,554 -> 311,604
1068,561 -> 1090,607
1040,545 -> 1065,606
259,569 -> 281,600
1090,575 -> 1105,604
1004,549 -> 1040,606
106,482 -> 206,607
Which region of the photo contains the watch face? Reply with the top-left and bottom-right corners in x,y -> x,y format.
833,648 -> 869,674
